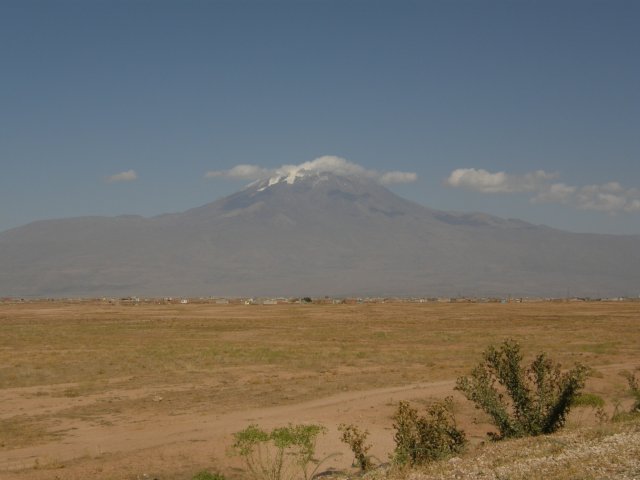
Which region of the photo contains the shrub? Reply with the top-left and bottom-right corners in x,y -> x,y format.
455,339 -> 588,440
232,423 -> 327,480
338,423 -> 372,471
392,397 -> 466,466
621,370 -> 640,412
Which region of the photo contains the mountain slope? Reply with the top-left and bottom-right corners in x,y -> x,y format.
1,172 -> 638,297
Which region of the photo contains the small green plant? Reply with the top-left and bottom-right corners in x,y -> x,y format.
392,397 -> 466,466
620,370 -> 640,412
338,423 -> 372,471
232,423 -> 327,480
191,471 -> 226,480
572,393 -> 607,425
455,339 -> 588,440
572,392 -> 605,408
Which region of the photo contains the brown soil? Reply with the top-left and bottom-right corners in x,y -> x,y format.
1,300 -> 638,479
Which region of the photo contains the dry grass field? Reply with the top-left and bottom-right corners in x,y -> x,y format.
1,300 -> 639,479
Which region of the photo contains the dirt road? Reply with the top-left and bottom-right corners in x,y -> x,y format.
1,379 -> 461,479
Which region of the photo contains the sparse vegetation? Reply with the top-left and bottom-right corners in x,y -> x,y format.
338,423 -> 372,471
191,471 -> 226,480
1,301 -> 639,480
571,392 -> 605,408
390,414 -> 640,480
232,424 -> 327,480
621,369 -> 640,412
455,339 -> 588,440
391,397 -> 466,466
572,392 -> 608,425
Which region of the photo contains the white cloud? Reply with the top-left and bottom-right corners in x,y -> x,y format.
446,168 -> 555,193
447,167 -> 640,214
106,170 -> 137,183
626,199 -> 640,212
532,183 -> 576,204
205,156 -> 417,185
205,164 -> 270,180
270,156 -> 368,182
573,183 -> 640,213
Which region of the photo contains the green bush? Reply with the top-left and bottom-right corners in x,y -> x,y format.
338,423 -> 372,471
232,423 -> 327,480
392,397 -> 466,466
455,339 -> 588,440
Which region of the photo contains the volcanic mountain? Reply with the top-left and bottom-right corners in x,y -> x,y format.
1,171 -> 638,298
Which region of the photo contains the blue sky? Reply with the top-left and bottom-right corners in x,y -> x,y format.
1,0 -> 639,234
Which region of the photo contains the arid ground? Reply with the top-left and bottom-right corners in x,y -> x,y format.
1,301 -> 638,479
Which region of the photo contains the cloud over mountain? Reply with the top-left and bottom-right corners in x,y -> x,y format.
106,170 -> 137,183
205,156 -> 417,185
447,168 -> 640,214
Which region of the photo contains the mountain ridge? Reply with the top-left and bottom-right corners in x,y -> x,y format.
1,173 -> 638,298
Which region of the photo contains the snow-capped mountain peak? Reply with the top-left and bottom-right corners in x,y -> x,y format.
254,168 -> 332,191
249,155 -> 377,191
267,167 -> 312,186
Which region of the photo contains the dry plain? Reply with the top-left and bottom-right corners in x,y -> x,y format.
0,300 -> 639,479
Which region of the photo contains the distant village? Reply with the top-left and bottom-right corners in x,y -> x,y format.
2,295 -> 639,305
